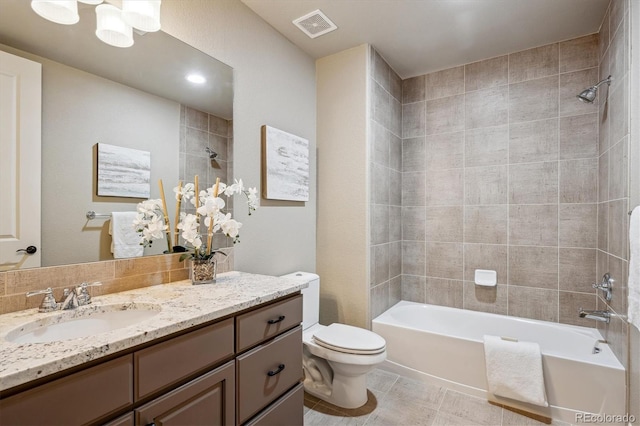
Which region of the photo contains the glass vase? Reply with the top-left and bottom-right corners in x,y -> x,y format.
190,258 -> 217,285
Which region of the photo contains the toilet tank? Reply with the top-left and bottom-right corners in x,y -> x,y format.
281,271 -> 319,330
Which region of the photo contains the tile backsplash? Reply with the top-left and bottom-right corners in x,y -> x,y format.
0,250 -> 234,315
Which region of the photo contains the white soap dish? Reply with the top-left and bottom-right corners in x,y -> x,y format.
474,269 -> 497,287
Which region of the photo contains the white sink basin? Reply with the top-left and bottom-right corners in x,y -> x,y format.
5,303 -> 161,344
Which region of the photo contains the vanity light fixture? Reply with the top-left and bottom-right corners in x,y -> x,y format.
30,0 -> 79,25
30,0 -> 161,48
186,74 -> 207,84
95,4 -> 133,48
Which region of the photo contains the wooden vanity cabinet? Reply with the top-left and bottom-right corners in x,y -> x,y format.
0,293 -> 303,426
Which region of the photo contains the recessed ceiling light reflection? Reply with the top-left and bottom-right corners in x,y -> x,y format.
186,74 -> 206,84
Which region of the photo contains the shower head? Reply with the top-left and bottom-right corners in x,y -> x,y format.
577,75 -> 612,103
205,147 -> 218,160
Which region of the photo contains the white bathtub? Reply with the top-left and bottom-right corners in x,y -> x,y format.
372,301 -> 625,423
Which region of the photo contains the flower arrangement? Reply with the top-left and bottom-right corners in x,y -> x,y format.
134,176 -> 258,263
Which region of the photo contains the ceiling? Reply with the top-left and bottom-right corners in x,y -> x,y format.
241,0 -> 610,79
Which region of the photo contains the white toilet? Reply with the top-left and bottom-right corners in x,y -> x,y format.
282,272 -> 387,409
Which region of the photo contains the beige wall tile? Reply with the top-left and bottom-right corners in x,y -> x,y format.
463,281 -> 508,315
209,115 -> 228,136
597,249 -> 609,284
464,206 -> 507,244
426,66 -> 464,100
559,203 -> 597,248
425,206 -> 463,242
509,205 -> 558,246
425,242 -> 463,280
599,150 -> 609,203
389,275 -> 402,306
390,206 -> 402,242
599,99 -> 610,155
372,204 -> 390,245
114,254 -> 183,278
391,98 -> 402,137
508,245 -> 559,289
509,118 -> 558,164
509,43 -> 559,83
559,68 -> 600,117
402,207 -> 426,241
509,162 -> 558,204
609,75 -> 629,147
559,248 -> 597,292
373,244 -> 390,286
607,254 -> 628,316
9,262 -> 115,295
373,121 -> 390,168
606,314 -> 629,368
391,69 -> 402,102
402,101 -> 426,138
464,125 -> 509,167
425,168 -> 463,206
609,136 -> 629,200
464,86 -> 508,130
609,13 -> 627,83
402,75 -> 425,104
373,49 -> 390,91
169,268 -> 189,282
508,286 -> 559,322
371,282 -> 389,319
401,275 -> 426,303
390,171 -> 402,207
559,158 -> 598,203
402,137 -> 426,172
402,172 -> 426,206
374,81 -> 391,130
389,241 -> 402,279
94,272 -> 171,297
559,34 -> 599,73
598,202 -> 609,251
599,7 -> 610,59
464,166 -> 508,205
509,76 -> 559,123
390,135 -> 402,172
402,242 -> 426,276
560,291 -> 598,327
608,199 -> 629,260
185,106 -> 208,131
559,113 -> 599,160
425,277 -> 463,308
463,244 -> 507,284
426,95 -> 465,135
464,56 -> 508,92
0,273 -> 5,296
425,131 -> 464,169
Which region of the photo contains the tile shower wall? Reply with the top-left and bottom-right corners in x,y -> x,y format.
399,35 -> 602,327
597,0 -> 630,369
179,106 -> 235,252
369,48 -> 403,319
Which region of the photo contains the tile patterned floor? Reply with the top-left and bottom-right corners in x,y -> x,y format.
304,369 -> 571,426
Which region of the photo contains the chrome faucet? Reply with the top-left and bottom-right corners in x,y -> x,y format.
26,282 -> 102,312
578,308 -> 611,323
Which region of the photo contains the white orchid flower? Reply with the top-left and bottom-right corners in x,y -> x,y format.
197,196 -> 225,217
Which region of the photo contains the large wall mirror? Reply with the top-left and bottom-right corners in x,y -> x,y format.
0,0 -> 233,269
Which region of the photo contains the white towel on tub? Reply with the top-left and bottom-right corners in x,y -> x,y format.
483,335 -> 548,407
629,206 -> 640,331
109,212 -> 143,259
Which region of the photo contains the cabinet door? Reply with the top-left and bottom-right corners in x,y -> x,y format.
135,360 -> 235,426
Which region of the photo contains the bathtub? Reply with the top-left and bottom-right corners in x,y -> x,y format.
372,301 -> 625,423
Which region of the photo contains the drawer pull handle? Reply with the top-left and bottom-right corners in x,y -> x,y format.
267,315 -> 286,324
267,364 -> 286,377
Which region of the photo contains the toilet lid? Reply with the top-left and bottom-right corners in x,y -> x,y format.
312,323 -> 386,355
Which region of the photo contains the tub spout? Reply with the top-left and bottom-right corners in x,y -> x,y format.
578,308 -> 610,324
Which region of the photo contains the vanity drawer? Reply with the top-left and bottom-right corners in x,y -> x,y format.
236,294 -> 302,352
134,318 -> 234,401
245,383 -> 304,426
237,326 -> 303,424
135,360 -> 235,426
0,355 -> 133,426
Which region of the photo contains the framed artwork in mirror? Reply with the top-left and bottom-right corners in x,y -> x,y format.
97,143 -> 151,198
261,125 -> 309,202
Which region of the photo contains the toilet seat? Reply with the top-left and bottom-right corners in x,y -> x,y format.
312,323 -> 386,355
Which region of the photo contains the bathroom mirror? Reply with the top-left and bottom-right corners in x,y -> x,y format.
0,0 -> 233,268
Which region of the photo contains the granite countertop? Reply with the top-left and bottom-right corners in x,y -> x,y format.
0,271 -> 308,392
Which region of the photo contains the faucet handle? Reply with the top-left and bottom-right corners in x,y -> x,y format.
77,281 -> 102,305
26,287 -> 58,312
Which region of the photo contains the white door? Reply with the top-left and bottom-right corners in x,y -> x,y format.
0,50 -> 42,270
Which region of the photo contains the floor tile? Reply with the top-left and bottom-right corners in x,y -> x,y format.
366,369 -> 399,393
438,390 -> 503,426
385,376 -> 446,410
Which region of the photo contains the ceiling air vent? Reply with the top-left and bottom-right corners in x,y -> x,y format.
292,9 -> 337,39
